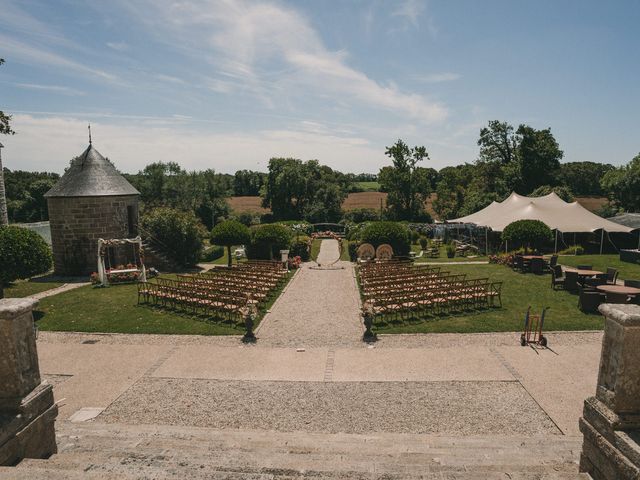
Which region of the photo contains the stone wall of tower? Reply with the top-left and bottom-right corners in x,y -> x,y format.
47,195 -> 139,276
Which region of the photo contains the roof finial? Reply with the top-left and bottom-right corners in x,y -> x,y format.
88,123 -> 92,146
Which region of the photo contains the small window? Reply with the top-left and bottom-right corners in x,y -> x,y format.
127,205 -> 137,236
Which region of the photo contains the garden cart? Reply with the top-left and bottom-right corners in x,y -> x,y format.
520,306 -> 549,347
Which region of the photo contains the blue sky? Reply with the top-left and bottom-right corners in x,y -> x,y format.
1,0 -> 639,174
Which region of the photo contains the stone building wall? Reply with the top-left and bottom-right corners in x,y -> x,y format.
47,195 -> 139,276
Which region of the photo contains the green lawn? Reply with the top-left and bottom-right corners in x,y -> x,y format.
558,254 -> 640,282
354,181 -> 380,191
36,271 -> 294,336
310,239 -> 322,261
412,244 -> 488,263
369,263 -> 604,334
4,278 -> 64,298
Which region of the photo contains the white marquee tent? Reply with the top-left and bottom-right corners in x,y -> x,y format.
451,192 -> 636,253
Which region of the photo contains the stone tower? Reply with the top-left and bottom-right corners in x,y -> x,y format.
45,144 -> 140,276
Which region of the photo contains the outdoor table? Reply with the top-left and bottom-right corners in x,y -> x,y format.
596,285 -> 640,304
564,268 -> 603,277
522,255 -> 544,260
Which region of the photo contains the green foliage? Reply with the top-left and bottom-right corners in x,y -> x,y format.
502,220 -> 553,252
360,221 -> 410,256
201,245 -> 224,262
446,244 -> 456,258
341,208 -> 381,223
410,230 -> 420,243
378,139 -> 433,221
516,124 -> 564,194
0,226 -> 52,295
233,212 -> 260,226
125,162 -> 232,229
558,162 -> 614,196
289,235 -> 311,261
211,220 -> 251,266
419,236 -> 428,250
141,207 -> 206,266
261,158 -> 346,222
348,241 -> 360,261
558,245 -> 584,255
2,169 -> 59,222
0,59 -> 15,136
247,224 -> 293,260
600,153 -> 640,212
530,185 -> 574,202
233,170 -> 266,196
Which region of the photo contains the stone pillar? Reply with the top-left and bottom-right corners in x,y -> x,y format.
0,298 -> 58,466
579,303 -> 640,480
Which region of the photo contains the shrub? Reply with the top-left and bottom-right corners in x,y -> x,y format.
290,235 -> 311,262
360,221 -> 411,257
247,224 -> 293,260
446,244 -> 456,258
558,245 -> 585,255
341,208 -> 381,224
0,226 -> 53,298
410,230 -> 420,243
201,245 -> 225,262
419,236 -> 428,250
502,220 -> 553,253
141,207 -> 207,267
211,220 -> 251,267
348,241 -> 360,262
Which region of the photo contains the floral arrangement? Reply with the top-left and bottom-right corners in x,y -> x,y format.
287,256 -> 302,269
489,254 -> 514,266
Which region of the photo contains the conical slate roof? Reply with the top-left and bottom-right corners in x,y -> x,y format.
45,144 -> 139,198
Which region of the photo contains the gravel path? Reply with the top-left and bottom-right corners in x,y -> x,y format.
99,377 -> 559,436
29,281 -> 90,300
316,238 -> 340,265
257,254 -> 363,347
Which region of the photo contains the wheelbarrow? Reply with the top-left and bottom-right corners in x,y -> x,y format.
520,306 -> 549,347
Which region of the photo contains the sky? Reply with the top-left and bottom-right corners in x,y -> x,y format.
1,0 -> 639,175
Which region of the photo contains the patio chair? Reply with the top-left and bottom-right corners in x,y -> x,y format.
578,289 -> 605,314
551,265 -> 565,290
564,270 -> 580,293
547,255 -> 558,271
605,268 -> 618,285
514,255 -> 524,272
624,279 -> 640,288
530,257 -> 544,275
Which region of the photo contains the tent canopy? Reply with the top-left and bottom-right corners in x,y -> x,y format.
451,192 -> 634,233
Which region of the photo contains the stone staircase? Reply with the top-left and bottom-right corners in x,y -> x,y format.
1,421 -> 590,479
141,240 -> 181,273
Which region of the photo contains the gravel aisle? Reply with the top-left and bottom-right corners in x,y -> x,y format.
257,249 -> 363,347
99,377 -> 559,436
316,238 -> 340,264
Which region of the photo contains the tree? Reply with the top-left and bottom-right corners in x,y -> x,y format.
233,170 -> 266,196
600,153 -> 640,212
515,125 -> 563,194
261,158 -> 347,222
0,58 -> 14,226
210,220 -> 251,267
140,207 -> 207,266
477,120 -> 519,165
247,224 -> 292,260
378,139 -> 431,221
502,219 -> 553,253
530,185 -> 574,202
557,161 -> 614,196
0,226 -> 53,298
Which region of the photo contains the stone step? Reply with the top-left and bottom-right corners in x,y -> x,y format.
5,421 -> 590,479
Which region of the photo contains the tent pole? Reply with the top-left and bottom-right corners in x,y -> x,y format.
600,229 -> 604,255
485,227 -> 488,256
554,230 -> 558,254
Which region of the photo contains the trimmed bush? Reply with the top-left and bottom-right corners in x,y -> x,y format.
201,245 -> 225,262
360,221 -> 411,257
141,207 -> 207,267
211,220 -> 251,267
419,236 -> 428,250
446,244 -> 456,258
0,226 -> 53,298
502,219 -> 553,253
290,235 -> 311,262
341,208 -> 381,224
247,224 -> 293,260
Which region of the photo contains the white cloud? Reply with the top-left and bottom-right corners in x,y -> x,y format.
0,35 -> 120,84
392,0 -> 425,27
414,72 -> 461,83
106,41 -> 128,51
14,83 -> 85,96
123,0 -> 447,123
2,114 -> 388,174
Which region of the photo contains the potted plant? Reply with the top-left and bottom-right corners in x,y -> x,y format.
446,244 -> 456,258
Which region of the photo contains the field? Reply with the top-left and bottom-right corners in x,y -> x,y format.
226,196 -> 270,214
354,181 -> 380,191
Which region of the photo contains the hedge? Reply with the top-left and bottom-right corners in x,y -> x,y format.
0,226 -> 53,297
246,224 -> 293,260
360,221 -> 411,256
